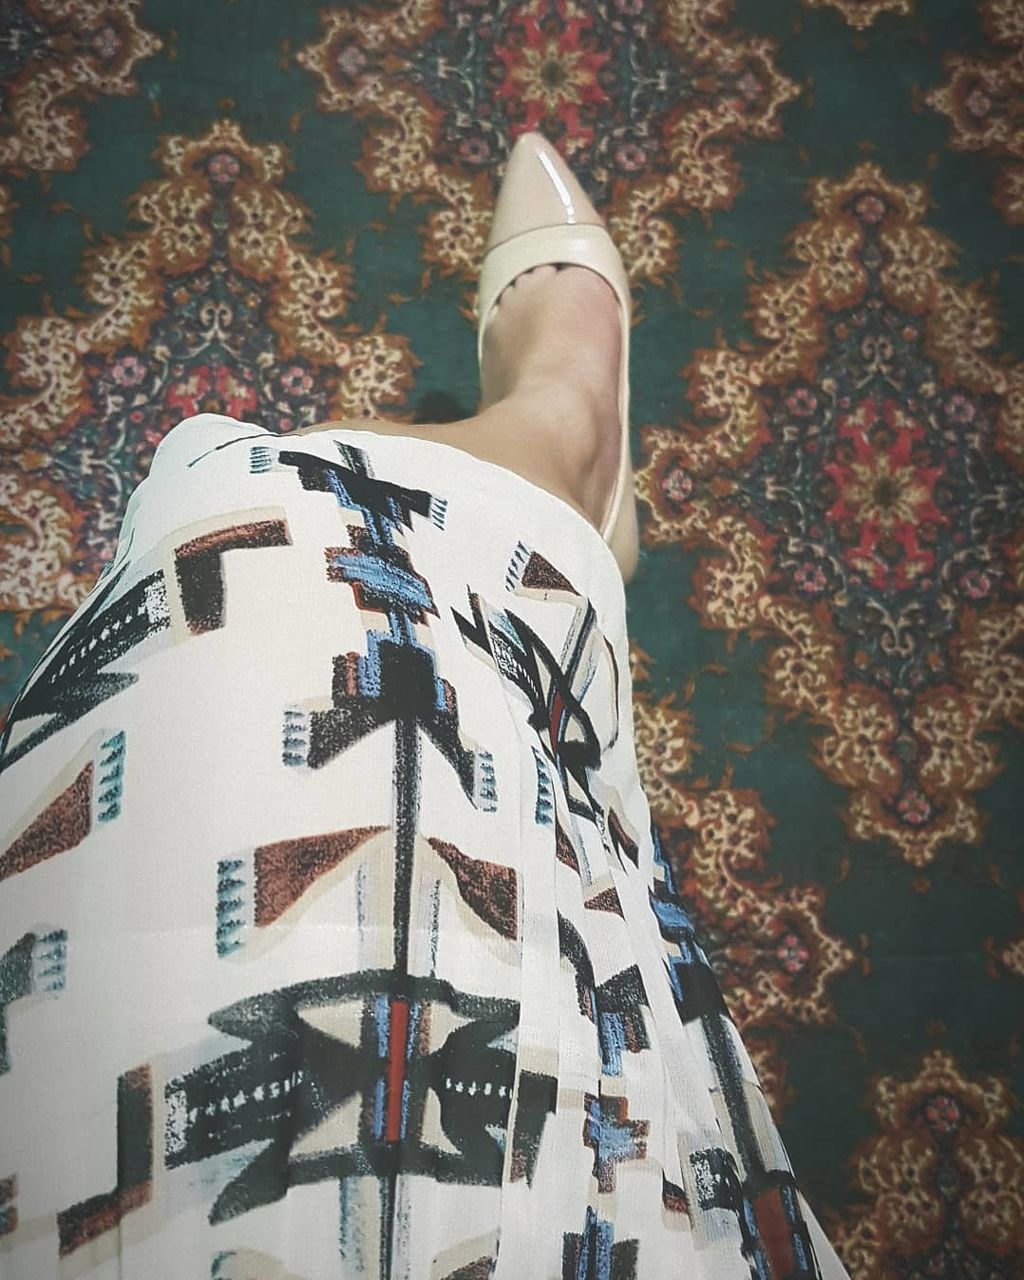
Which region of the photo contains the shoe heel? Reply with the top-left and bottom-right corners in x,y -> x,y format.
605,461 -> 639,584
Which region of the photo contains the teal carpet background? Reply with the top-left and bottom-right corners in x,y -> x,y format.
1,0 -> 1022,1274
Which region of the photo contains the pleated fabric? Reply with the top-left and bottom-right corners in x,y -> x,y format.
0,414 -> 849,1279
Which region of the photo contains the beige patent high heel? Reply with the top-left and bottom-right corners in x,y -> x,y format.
475,132 -> 640,584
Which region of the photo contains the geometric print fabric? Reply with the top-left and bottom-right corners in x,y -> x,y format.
0,414 -> 849,1278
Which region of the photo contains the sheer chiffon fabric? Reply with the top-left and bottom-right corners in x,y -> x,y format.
0,414 -> 848,1279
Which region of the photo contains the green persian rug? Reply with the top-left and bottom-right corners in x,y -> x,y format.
1,0 -> 1021,1274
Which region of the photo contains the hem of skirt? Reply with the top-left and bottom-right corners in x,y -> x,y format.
229,415 -> 631,593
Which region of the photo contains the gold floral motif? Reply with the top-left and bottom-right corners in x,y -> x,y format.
0,0 -> 161,173
0,472 -> 87,629
926,0 -> 1024,225
628,640 -> 654,685
0,119 -> 416,621
638,163 -> 1024,864
632,693 -> 696,811
986,889 -> 1024,980
834,1050 -> 1024,1274
801,0 -> 913,30
997,936 -> 1024,977
669,787 -> 857,1034
743,1035 -> 795,1120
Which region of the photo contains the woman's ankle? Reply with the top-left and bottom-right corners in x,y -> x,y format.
469,384 -> 614,527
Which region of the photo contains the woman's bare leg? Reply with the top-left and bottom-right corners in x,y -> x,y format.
293,265 -> 623,533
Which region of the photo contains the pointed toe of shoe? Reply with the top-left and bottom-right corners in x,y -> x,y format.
484,132 -> 604,254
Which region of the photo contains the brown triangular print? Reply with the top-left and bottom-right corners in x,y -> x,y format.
662,1173 -> 691,1217
427,837 -> 518,940
554,819 -> 580,875
440,1260 -> 492,1280
254,826 -> 386,925
584,884 -> 623,915
1,762 -> 93,882
519,552 -> 577,596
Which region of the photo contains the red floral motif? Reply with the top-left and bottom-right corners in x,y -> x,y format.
278,364 -> 315,396
165,363 -> 258,421
91,25 -> 123,61
110,354 -> 147,387
207,152 -> 241,185
923,1092 -> 962,1138
855,193 -> 886,223
896,788 -> 932,826
639,162 -> 1024,865
659,463 -> 693,507
494,0 -> 610,141
786,388 -> 819,416
794,562 -> 826,594
944,393 -> 976,424
775,930 -> 811,975
824,398 -> 947,592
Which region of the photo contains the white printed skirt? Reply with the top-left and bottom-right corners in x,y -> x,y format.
0,414 -> 848,1279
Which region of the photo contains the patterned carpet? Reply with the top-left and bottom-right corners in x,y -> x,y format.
1,0 -> 1022,1275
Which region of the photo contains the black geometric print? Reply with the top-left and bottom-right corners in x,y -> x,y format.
58,1066 -> 153,1258
0,929 -> 66,1074
175,519 -> 291,633
453,590 -> 604,826
509,1069 -> 557,1185
278,448 -> 436,534
163,974 -> 518,1226
651,827 -> 821,1276
0,563 -> 162,775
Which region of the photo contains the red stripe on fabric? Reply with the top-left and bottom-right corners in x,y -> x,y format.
754,1187 -> 797,1278
549,689 -> 564,754
385,998 -> 409,1142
